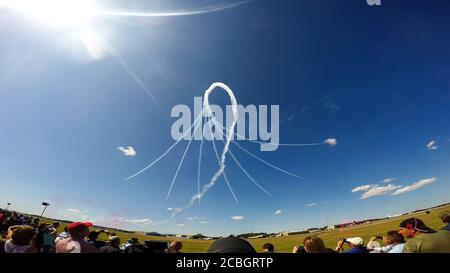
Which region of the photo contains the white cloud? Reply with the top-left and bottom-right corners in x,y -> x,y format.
186,217 -> 199,221
118,146 -> 137,157
274,210 -> 283,215
67,208 -> 81,213
351,185 -> 372,192
324,138 -> 337,146
360,184 -> 402,199
177,224 -> 185,227
392,177 -> 437,195
167,207 -> 182,213
199,221 -> 208,224
426,140 -> 438,151
382,178 -> 396,183
124,218 -> 152,225
231,216 -> 244,221
306,202 -> 317,207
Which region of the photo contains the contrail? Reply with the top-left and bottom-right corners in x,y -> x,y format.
197,118 -> 207,204
208,119 -> 239,203
122,112 -> 203,181
233,141 -> 304,180
170,82 -> 240,217
228,148 -> 272,196
166,115 -> 202,199
97,0 -> 254,18
112,51 -> 156,103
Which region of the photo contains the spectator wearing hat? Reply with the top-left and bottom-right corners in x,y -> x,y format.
55,222 -> 98,253
399,217 -> 450,253
98,236 -> 121,253
335,237 -> 368,253
87,230 -> 106,249
439,211 -> 450,231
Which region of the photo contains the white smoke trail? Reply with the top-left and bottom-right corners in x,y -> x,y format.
170,82 -> 240,217
196,118 -> 207,204
166,115 -> 202,199
122,112 -> 203,181
208,119 -> 239,203
233,141 -> 304,180
97,0 -> 254,18
228,148 -> 272,196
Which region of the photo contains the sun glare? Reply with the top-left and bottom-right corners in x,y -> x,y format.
0,0 -> 98,28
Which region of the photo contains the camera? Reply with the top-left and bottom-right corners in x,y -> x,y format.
341,238 -> 348,243
375,235 -> 383,240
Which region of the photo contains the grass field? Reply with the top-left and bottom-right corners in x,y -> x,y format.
2,204 -> 449,253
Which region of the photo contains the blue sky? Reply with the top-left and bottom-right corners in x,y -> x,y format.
0,0 -> 449,236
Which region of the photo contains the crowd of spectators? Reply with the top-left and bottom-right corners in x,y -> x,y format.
1,208 -> 449,253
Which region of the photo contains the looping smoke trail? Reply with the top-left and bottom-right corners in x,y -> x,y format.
122,112 -> 203,182
166,115 -> 202,199
228,148 -> 272,197
233,141 -> 304,180
170,82 -> 240,217
97,0 -> 254,18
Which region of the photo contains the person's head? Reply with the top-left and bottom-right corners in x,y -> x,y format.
383,231 -> 405,245
108,236 -> 121,248
398,218 -> 434,238
345,237 -> 364,248
170,241 -> 183,251
303,236 -> 326,253
6,225 -> 21,240
262,243 -> 274,253
207,236 -> 257,253
129,237 -> 139,244
11,225 -> 36,246
439,211 -> 450,224
88,231 -> 100,241
67,222 -> 93,239
52,222 -> 60,229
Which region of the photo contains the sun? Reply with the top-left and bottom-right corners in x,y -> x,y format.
0,0 -> 98,28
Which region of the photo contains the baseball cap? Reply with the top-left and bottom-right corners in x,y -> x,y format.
346,237 -> 364,246
399,218 -> 434,233
67,222 -> 93,232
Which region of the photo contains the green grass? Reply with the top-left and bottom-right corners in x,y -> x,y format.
2,204 -> 448,253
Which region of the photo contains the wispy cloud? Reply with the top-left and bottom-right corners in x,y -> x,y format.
167,207 -> 182,213
287,105 -> 309,121
306,202 -> 317,207
231,216 -> 244,221
67,208 -> 81,213
381,178 -> 396,183
274,209 -> 283,215
199,221 -> 208,224
360,184 -> 402,199
392,177 -> 437,195
426,140 -> 438,151
324,138 -> 337,146
177,223 -> 185,227
118,146 -> 137,157
351,185 -> 372,192
124,218 -> 152,225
